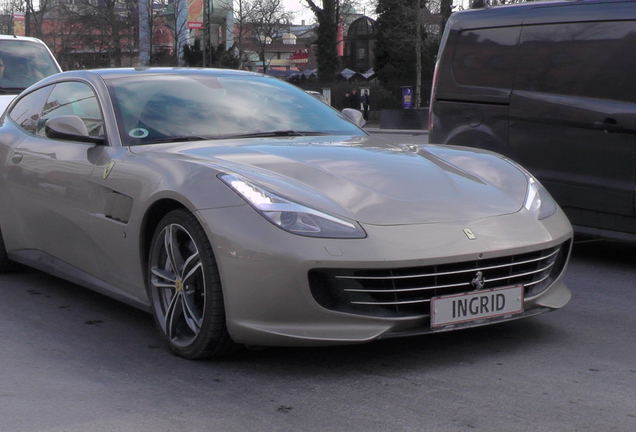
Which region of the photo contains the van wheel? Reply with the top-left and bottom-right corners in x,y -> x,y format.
147,209 -> 238,359
0,226 -> 11,273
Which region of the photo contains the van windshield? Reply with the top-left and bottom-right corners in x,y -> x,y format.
0,40 -> 60,92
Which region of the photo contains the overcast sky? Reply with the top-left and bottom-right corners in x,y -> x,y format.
284,0 -> 314,24
283,0 -> 377,25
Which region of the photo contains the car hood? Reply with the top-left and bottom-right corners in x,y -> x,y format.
132,135 -> 529,225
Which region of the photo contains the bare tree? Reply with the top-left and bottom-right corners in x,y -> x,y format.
439,0 -> 452,28
413,0 -> 438,108
41,4 -> 87,69
24,0 -> 51,38
248,0 -> 293,73
228,0 -> 257,69
138,0 -> 154,65
70,0 -> 137,67
0,0 -> 23,34
154,0 -> 189,65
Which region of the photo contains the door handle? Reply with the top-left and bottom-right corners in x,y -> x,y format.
593,119 -> 623,133
11,153 -> 23,163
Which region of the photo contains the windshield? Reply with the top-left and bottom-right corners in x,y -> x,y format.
106,73 -> 364,146
0,40 -> 60,92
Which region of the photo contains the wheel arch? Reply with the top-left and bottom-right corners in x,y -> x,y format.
139,198 -> 189,286
0,222 -> 9,272
445,126 -> 508,155
142,200 -> 239,358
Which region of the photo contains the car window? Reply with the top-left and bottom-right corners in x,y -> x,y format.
38,81 -> 104,138
8,85 -> 54,134
0,39 -> 60,90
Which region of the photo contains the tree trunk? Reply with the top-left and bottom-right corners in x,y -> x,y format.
415,0 -> 422,109
440,0 -> 453,30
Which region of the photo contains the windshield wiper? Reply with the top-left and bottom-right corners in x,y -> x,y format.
0,87 -> 27,94
143,135 -> 217,144
223,130 -> 330,139
141,130 -> 331,144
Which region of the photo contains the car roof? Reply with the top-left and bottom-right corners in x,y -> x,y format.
64,67 -> 266,80
27,67 -> 274,92
450,0 -> 636,28
0,35 -> 48,42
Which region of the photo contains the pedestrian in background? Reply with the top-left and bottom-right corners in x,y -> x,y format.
342,92 -> 351,110
360,90 -> 370,121
350,89 -> 360,109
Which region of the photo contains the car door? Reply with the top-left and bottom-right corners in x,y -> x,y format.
6,81 -> 107,278
509,15 -> 636,231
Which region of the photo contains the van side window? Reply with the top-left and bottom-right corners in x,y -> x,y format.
516,21 -> 636,102
452,27 -> 520,90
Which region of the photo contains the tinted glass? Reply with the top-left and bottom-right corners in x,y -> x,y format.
0,40 -> 60,90
516,21 -> 636,101
105,74 -> 364,146
452,27 -> 519,90
8,85 -> 53,134
39,82 -> 103,137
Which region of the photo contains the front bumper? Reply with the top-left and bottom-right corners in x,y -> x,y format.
197,205 -> 572,347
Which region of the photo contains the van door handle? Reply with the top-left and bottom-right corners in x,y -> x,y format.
593,119 -> 623,133
11,153 -> 23,163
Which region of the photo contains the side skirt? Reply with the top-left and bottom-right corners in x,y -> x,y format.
8,249 -> 152,312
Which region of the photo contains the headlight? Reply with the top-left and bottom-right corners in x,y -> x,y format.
219,174 -> 367,238
524,176 -> 557,220
503,158 -> 558,220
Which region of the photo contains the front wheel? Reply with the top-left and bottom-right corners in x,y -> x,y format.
147,209 -> 237,359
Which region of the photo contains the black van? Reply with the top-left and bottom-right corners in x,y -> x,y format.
428,0 -> 636,241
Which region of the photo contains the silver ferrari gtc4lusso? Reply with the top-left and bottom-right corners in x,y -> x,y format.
0,68 -> 572,359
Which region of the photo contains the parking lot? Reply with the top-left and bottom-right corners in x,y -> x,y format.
1,238 -> 635,432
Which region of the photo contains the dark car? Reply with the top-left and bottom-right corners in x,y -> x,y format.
429,0 -> 636,241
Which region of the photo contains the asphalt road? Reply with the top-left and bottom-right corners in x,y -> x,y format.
1,237 -> 635,432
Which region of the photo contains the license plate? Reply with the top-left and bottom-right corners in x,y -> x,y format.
430,286 -> 524,328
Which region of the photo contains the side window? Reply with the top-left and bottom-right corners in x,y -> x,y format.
452,27 -> 520,90
38,81 -> 104,138
8,86 -> 53,134
516,21 -> 636,102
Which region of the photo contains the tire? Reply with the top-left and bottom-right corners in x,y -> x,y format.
147,209 -> 238,359
0,226 -> 11,273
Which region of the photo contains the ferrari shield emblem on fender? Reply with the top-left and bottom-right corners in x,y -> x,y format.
103,161 -> 115,180
463,228 -> 476,240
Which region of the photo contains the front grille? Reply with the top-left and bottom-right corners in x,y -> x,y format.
309,240 -> 570,318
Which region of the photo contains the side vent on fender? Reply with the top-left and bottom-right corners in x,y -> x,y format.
104,192 -> 133,223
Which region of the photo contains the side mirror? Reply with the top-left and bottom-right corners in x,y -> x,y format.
45,115 -> 105,145
341,108 -> 367,128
